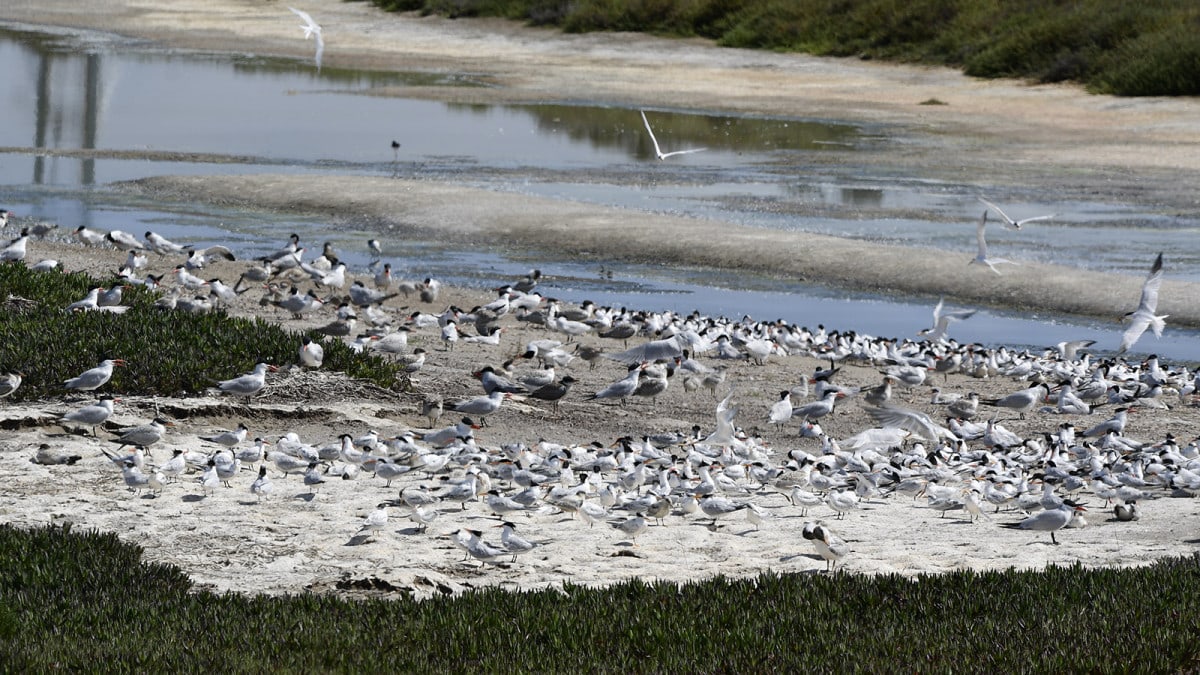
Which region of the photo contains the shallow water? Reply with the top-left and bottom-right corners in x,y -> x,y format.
2,23 -> 1199,363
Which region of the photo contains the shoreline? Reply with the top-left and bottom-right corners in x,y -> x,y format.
118,174 -> 1200,329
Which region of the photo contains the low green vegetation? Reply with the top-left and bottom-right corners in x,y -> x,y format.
362,0 -> 1200,96
2,523 -> 1198,671
0,263 -> 405,399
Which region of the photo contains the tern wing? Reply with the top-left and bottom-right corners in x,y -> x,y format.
974,211 -> 989,257
660,148 -> 707,158
978,197 -> 1015,227
640,111 -> 664,158
1137,252 -> 1164,314
866,405 -> 952,443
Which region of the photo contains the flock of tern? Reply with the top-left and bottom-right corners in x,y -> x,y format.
2,185 -> 1194,580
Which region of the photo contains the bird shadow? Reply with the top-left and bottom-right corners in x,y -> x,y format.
181,494 -> 206,503
397,526 -> 427,536
294,492 -> 317,502
1184,537 -> 1200,544
345,534 -> 373,547
236,499 -> 261,506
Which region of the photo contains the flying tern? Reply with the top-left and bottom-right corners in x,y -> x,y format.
640,110 -> 706,160
289,7 -> 324,71
968,211 -> 1018,275
978,197 -> 1057,230
1118,252 -> 1167,354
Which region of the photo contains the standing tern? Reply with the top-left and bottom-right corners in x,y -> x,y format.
288,7 -> 324,71
58,395 -> 116,435
0,228 -> 29,262
978,197 -> 1057,230
218,363 -> 277,401
968,211 -> 1018,275
64,358 -> 125,392
802,521 -> 849,572
1003,499 -> 1086,545
1118,252 -> 1167,354
640,110 -> 707,160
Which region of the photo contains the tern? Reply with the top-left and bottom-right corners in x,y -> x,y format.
918,297 -> 977,342
111,418 -> 172,450
356,504 -> 390,541
0,228 -> 29,262
217,362 -> 277,401
202,422 -> 249,448
73,225 -> 106,246
802,521 -> 849,572
640,110 -> 706,160
64,358 -> 125,391
1118,252 -> 1167,354
498,521 -> 540,562
105,230 -> 145,252
289,7 -> 324,71
1003,499 -> 1086,544
58,395 -> 116,436
145,231 -> 189,255
0,371 -> 24,400
978,197 -> 1057,230
968,211 -> 1018,274
250,465 -> 274,501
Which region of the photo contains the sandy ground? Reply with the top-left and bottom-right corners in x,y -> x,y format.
1,238 -> 1198,598
2,1 -> 1200,597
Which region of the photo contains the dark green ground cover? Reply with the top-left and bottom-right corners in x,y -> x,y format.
0,263 -> 404,399
362,0 -> 1200,95
2,523 -> 1198,671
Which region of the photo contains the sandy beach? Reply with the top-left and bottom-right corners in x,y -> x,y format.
1,0 -> 1200,597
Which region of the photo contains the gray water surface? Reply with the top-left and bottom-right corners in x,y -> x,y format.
2,23 -> 1198,363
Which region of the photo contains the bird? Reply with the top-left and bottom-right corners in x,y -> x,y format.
73,225 -> 106,246
201,422 -> 249,448
609,515 -> 648,544
368,239 -> 382,258
528,376 -> 576,413
105,230 -> 145,252
984,382 -> 1050,420
120,460 -> 152,495
250,465 -> 274,501
356,504 -> 390,541
58,395 -> 116,435
1003,499 -> 1087,544
299,336 -> 325,368
0,371 -> 24,401
1,228 -> 30,262
144,230 -> 189,255
918,297 -> 976,342
459,528 -> 509,566
498,521 -> 540,562
111,418 -> 172,450
802,521 -> 849,572
968,211 -> 1017,274
767,390 -> 793,426
451,390 -> 506,425
217,362 -> 277,401
978,197 -> 1057,230
1118,252 -> 1167,354
288,7 -> 324,71
588,363 -> 643,405
303,461 -> 326,492
63,358 -> 125,392
640,110 -> 706,160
